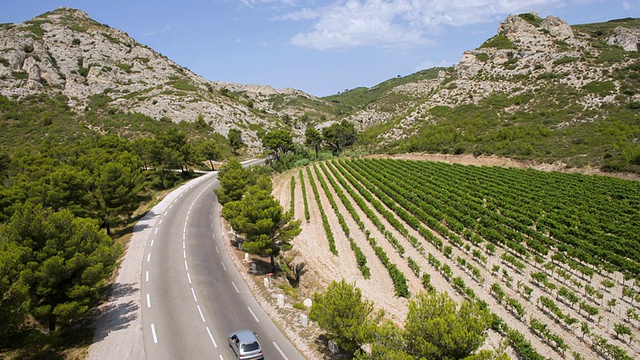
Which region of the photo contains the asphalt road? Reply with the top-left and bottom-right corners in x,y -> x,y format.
140,167 -> 303,360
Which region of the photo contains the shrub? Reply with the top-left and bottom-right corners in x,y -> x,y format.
481,35 -> 516,50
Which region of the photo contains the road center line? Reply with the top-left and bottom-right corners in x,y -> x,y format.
146,293 -> 151,308
151,324 -> 158,343
273,342 -> 289,360
150,239 -> 155,247
231,281 -> 239,293
183,241 -> 185,249
159,219 -> 163,225
247,306 -> 260,323
154,228 -> 158,235
215,246 -> 219,254
191,287 -> 198,302
206,326 -> 218,348
221,262 -> 227,271
147,253 -> 151,262
197,304 -> 206,322
187,272 -> 192,284
146,271 -> 149,282
184,260 -> 189,271
183,249 -> 186,259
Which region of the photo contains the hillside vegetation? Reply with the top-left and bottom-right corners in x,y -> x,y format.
326,15 -> 640,174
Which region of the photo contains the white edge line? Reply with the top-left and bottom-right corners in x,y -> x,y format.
231,281 -> 239,293
197,304 -> 206,322
151,324 -> 158,343
247,306 -> 260,323
206,326 -> 218,348
273,341 -> 289,360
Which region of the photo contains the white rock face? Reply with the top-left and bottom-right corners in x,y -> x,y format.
541,15 -> 574,39
607,26 -> 638,51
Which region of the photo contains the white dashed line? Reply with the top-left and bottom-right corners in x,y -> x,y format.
273,342 -> 288,360
151,324 -> 158,343
206,326 -> 218,348
154,228 -> 158,235
150,239 -> 155,247
247,307 -> 260,322
215,246 -> 219,254
183,241 -> 185,249
159,219 -> 163,225
183,250 -> 186,259
147,253 -> 151,262
146,271 -> 149,282
187,272 -> 192,284
221,262 -> 227,271
191,287 -> 198,302
197,305 -> 206,322
231,281 -> 239,294
146,293 -> 151,308
184,260 -> 189,271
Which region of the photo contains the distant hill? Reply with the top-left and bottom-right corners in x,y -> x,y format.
327,14 -> 640,173
1,9 -> 639,173
0,7 -> 340,152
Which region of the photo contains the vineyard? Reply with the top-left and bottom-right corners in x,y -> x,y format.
274,158 -> 640,360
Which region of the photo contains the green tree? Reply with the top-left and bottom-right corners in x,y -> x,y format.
0,203 -> 120,331
228,128 -> 243,155
404,291 -> 492,360
261,129 -> 294,161
197,141 -> 221,171
215,159 -> 250,205
322,120 -> 357,155
92,153 -> 144,235
305,126 -> 323,159
0,240 -> 29,345
310,279 -> 381,355
0,151 -> 9,179
222,186 -> 300,270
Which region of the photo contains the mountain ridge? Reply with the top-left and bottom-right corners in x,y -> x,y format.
1,8 -> 639,172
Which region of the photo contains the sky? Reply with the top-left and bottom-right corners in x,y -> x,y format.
2,1 -> 639,96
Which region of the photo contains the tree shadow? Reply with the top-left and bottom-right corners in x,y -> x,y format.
287,261 -> 307,288
91,282 -> 139,342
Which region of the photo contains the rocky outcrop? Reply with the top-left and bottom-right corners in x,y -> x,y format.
541,15 -> 574,39
607,26 -> 638,51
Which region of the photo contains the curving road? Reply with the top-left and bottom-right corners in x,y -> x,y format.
132,163 -> 302,359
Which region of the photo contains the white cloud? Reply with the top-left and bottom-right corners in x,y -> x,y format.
622,1 -> 632,11
142,25 -> 173,37
284,0 -> 566,50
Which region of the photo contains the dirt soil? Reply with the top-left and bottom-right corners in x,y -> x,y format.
224,153 -> 639,359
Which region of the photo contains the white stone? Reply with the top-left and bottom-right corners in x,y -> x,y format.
299,313 -> 308,327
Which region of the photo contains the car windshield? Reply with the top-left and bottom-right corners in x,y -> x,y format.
241,341 -> 260,352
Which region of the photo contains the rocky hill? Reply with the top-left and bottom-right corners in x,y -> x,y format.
0,8 -> 339,151
330,14 -> 640,172
1,9 -> 639,171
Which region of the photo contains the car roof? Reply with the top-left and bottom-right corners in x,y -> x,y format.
232,330 -> 258,343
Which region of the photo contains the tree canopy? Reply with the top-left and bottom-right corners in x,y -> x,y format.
0,203 -> 120,334
310,279 -> 381,355
322,120 -> 357,155
261,128 -> 294,160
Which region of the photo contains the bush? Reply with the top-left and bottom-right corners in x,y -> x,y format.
480,35 -> 516,50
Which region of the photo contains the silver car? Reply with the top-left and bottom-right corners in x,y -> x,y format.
228,330 -> 264,360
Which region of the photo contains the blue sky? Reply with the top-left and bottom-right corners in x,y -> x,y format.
2,1 -> 639,96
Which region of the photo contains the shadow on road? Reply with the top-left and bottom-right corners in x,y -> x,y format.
92,283 -> 140,342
